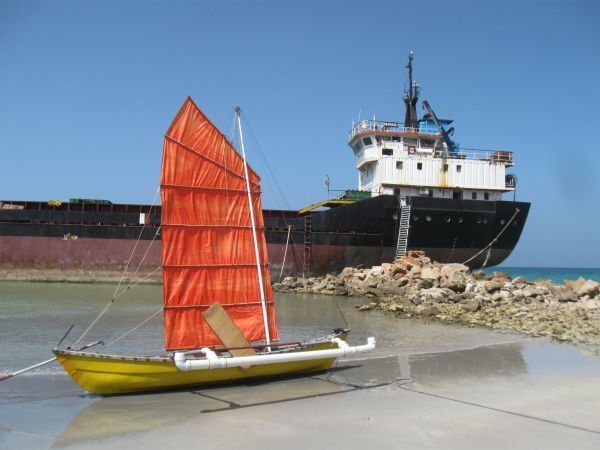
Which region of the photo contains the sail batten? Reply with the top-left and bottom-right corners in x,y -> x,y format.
160,97 -> 278,351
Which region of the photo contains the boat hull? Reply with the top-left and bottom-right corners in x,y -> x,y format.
53,335 -> 347,395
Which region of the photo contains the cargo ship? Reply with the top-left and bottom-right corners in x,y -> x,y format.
0,54 -> 529,278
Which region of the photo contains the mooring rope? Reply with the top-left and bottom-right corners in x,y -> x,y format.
462,208 -> 520,267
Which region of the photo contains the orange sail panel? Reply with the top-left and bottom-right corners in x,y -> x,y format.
160,97 -> 278,351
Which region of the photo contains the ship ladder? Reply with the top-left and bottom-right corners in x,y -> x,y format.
395,204 -> 411,260
303,215 -> 312,277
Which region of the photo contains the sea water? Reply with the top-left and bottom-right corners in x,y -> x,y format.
483,267 -> 600,283
1,281 -> 600,449
0,282 -> 530,374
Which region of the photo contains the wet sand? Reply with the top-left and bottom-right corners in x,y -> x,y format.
1,288 -> 600,449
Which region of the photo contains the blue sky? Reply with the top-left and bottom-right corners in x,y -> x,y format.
1,0 -> 599,268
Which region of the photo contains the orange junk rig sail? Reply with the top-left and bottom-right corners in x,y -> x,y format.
161,97 -> 278,351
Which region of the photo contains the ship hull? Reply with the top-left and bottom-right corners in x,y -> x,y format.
0,195 -> 529,276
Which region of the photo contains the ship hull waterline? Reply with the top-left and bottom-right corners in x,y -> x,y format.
53,333 -> 350,395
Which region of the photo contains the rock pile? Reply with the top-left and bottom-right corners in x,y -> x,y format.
273,252 -> 600,346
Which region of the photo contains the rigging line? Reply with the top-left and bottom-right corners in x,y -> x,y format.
105,307 -> 163,347
333,298 -> 350,330
240,110 -> 292,210
462,208 -> 520,266
127,226 -> 161,289
277,225 -> 292,283
239,111 -> 298,255
73,187 -> 160,346
73,265 -> 162,346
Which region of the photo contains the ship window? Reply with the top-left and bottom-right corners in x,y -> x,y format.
472,192 -> 477,200
392,136 -> 402,142
452,191 -> 460,199
382,148 -> 393,156
404,138 -> 417,146
443,164 -> 449,172
417,162 -> 423,170
457,165 -> 462,173
396,161 -> 403,170
421,139 -> 434,148
353,141 -> 362,153
484,192 -> 489,200
426,216 -> 432,222
362,137 -> 373,147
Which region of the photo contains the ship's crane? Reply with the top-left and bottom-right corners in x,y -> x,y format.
422,100 -> 457,156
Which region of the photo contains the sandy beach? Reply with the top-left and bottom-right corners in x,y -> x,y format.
1,286 -> 599,449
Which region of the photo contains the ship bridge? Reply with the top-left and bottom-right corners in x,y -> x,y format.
348,118 -> 514,202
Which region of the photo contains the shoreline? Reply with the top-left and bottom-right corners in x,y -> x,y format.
0,269 -> 162,285
273,252 -> 600,346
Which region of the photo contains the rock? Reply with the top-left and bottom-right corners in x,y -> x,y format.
512,276 -> 531,285
421,306 -> 440,317
460,299 -> 481,312
370,266 -> 383,276
340,267 -> 356,280
408,266 -> 422,278
421,288 -> 451,302
492,271 -> 512,281
482,281 -> 504,293
471,271 -> 489,281
577,280 -> 599,298
439,264 -> 469,292
356,304 -> 372,311
421,266 -> 441,281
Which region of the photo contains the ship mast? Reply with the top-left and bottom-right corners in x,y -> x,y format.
403,51 -> 420,129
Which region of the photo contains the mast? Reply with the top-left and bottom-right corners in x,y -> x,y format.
235,107 -> 271,347
403,51 -> 420,129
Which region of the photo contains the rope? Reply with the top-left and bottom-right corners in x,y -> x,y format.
462,208 -> 520,267
127,226 -> 161,289
278,225 -> 292,282
112,187 -> 160,298
105,307 -> 163,347
73,265 -> 162,345
73,188 -> 161,345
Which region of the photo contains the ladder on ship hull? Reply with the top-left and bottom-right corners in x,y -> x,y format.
303,215 -> 312,277
395,203 -> 411,260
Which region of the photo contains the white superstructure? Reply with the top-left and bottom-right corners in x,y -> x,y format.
348,52 -> 516,203
348,120 -> 515,202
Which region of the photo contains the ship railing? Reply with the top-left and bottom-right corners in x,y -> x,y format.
447,148 -> 514,165
349,120 -> 440,140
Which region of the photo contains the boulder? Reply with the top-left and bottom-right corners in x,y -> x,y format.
471,271 -> 489,281
339,267 -> 357,280
408,266 -> 422,278
421,266 -> 441,281
460,299 -> 481,312
577,280 -> 599,298
439,264 -> 469,292
370,266 -> 383,276
491,271 -> 512,281
482,281 -> 504,293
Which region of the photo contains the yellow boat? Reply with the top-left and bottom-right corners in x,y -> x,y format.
53,331 -> 350,396
53,98 -> 375,395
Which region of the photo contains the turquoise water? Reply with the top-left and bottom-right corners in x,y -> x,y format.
484,267 -> 600,283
